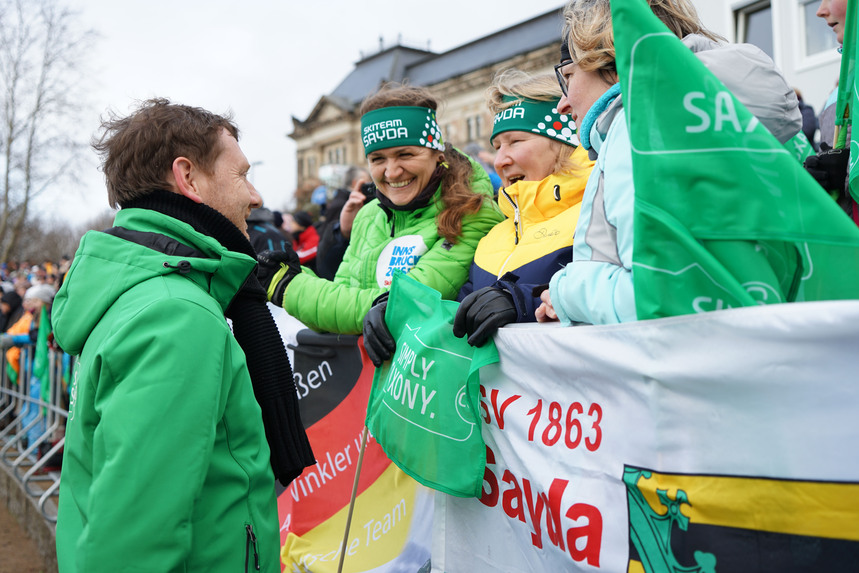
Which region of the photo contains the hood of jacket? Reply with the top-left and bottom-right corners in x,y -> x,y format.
683,34 -> 801,144
53,207 -> 256,355
590,93 -> 625,160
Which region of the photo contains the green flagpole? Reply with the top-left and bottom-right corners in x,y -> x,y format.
834,0 -> 856,149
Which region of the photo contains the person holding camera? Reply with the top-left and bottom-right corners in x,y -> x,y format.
314,166 -> 371,280
258,84 -> 502,337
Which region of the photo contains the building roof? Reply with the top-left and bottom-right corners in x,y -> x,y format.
329,46 -> 435,107
405,8 -> 564,87
296,6 -> 564,124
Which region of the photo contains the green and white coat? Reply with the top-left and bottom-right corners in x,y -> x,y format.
52,207 -> 280,573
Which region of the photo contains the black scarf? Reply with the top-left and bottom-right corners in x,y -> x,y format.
119,190 -> 315,486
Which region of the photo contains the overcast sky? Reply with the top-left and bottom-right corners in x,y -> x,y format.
39,0 -> 565,226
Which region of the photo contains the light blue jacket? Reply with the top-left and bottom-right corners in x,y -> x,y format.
548,34 -> 803,325
548,86 -> 636,325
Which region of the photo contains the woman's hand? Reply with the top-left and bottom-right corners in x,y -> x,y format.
339,177 -> 371,239
535,289 -> 559,322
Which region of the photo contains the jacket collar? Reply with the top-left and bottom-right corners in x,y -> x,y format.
580,83 -> 622,152
498,172 -> 585,224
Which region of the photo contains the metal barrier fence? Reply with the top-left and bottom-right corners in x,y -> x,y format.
0,345 -> 70,524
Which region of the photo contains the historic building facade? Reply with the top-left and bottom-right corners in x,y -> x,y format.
289,8 -> 564,191
290,1 -> 841,190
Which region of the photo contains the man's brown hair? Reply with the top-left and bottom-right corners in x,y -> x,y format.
92,98 -> 239,208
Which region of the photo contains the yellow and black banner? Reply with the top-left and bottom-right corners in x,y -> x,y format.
625,466 -> 859,572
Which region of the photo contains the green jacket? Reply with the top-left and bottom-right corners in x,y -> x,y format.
53,207 -> 280,573
284,160 -> 503,333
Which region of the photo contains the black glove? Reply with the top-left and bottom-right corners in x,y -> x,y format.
453,286 -> 517,347
257,248 -> 302,307
804,143 -> 850,193
362,293 -> 395,367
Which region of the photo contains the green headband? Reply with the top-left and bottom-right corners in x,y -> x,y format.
361,106 -> 445,154
490,96 -> 578,146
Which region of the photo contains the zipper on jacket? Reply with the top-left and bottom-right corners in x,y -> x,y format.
500,187 -> 521,245
245,524 -> 260,572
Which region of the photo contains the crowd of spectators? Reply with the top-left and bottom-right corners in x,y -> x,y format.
0,257 -> 72,471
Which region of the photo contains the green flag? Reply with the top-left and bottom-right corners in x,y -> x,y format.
610,0 -> 859,320
34,306 -> 50,381
34,305 -> 51,409
365,272 -> 498,498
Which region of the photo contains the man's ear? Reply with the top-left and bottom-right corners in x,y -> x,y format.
171,157 -> 204,204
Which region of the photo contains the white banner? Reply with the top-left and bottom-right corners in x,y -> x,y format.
432,301 -> 859,572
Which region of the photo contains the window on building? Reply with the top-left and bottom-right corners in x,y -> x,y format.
325,146 -> 345,165
735,1 -> 774,59
802,0 -> 838,56
308,157 -> 317,178
466,115 -> 484,142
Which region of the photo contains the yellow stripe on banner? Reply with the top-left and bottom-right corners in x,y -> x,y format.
627,559 -> 645,573
636,472 -> 859,541
281,464 -> 424,572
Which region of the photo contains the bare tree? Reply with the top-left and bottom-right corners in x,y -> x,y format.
10,213 -> 76,262
3,207 -> 113,266
0,0 -> 94,261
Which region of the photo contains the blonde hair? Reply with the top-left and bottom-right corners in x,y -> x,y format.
485,69 -> 577,176
485,69 -> 563,113
563,0 -> 723,81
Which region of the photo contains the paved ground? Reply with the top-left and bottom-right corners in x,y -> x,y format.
0,501 -> 43,573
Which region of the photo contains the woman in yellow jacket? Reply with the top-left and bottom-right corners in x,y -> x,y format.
451,68 -> 595,346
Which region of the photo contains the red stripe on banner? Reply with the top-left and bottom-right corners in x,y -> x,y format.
278,346 -> 391,538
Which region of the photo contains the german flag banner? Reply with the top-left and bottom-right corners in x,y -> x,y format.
274,326 -> 432,572
432,300 -> 859,572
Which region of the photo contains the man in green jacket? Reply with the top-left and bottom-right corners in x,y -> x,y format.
52,99 -> 313,572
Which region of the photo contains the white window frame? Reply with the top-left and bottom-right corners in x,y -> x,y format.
796,0 -> 841,70
735,0 -> 774,59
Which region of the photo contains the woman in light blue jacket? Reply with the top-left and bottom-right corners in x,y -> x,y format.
537,0 -> 801,325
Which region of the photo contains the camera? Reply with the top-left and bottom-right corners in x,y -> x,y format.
360,182 -> 377,205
